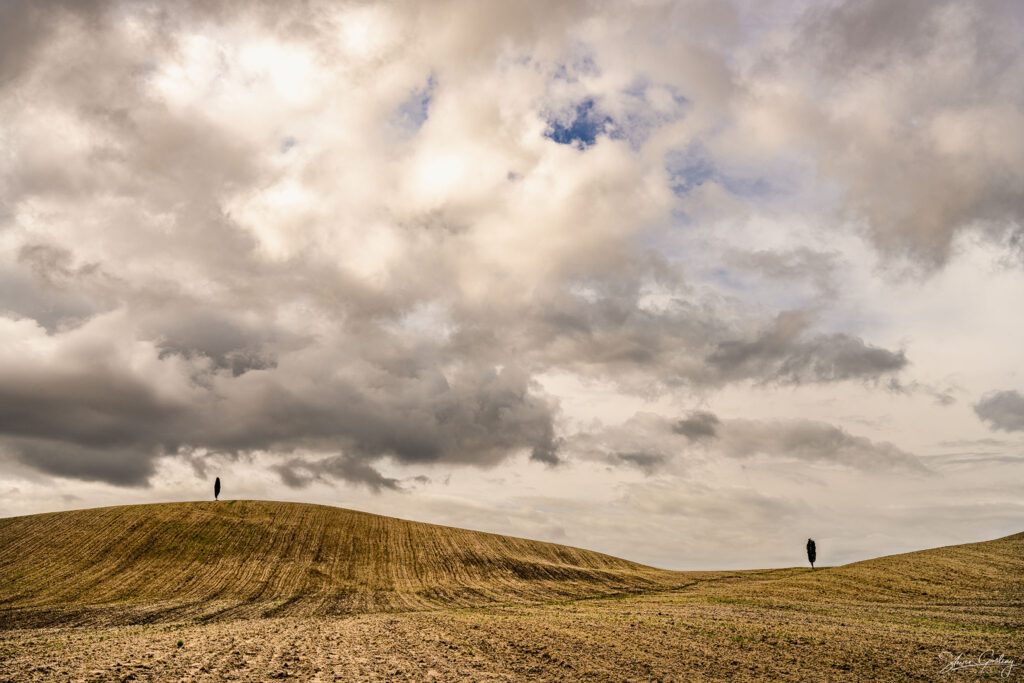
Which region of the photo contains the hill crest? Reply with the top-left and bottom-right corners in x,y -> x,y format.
0,500 -> 687,628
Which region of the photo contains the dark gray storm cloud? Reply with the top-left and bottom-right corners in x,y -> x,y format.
570,410 -> 926,475
974,391 -> 1024,432
153,309 -> 279,377
705,310 -> 906,385
673,411 -> 720,441
0,320 -> 561,485
716,419 -> 928,473
0,265 -> 99,332
614,451 -> 665,474
273,454 -> 401,492
486,266 -> 908,393
0,357 -> 188,451
4,440 -> 161,486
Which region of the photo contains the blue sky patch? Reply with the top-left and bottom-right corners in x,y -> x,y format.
394,74 -> 436,133
667,145 -> 773,199
545,98 -> 612,149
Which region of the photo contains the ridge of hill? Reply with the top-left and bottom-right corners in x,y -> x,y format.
3,501 -> 1021,631
701,530 -> 1024,605
0,500 -> 689,627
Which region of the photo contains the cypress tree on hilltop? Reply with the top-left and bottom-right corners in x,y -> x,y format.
806,538 -> 816,568
214,477 -> 221,501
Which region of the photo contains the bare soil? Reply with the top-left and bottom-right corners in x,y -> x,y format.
1,503 -> 1021,680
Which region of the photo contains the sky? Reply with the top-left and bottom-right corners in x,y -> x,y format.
1,0 -> 1023,570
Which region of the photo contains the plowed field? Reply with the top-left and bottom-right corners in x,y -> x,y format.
1,502 -> 1021,680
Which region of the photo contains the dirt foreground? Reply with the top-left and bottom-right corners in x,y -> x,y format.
2,504 -> 1021,680
2,569 -> 1021,681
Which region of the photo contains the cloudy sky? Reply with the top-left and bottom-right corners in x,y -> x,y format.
1,0 -> 1022,570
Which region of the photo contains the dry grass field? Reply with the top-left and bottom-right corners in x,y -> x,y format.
0,501 -> 689,629
1,501 -> 1022,681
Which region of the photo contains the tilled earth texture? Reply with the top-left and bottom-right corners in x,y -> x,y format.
1,502 -> 1021,681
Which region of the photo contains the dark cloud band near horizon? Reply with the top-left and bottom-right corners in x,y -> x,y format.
974,391 -> 1024,433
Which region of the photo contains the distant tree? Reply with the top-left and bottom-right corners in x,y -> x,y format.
215,477 -> 221,501
806,538 -> 816,568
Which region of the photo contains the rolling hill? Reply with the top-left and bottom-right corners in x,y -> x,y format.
2,502 -> 1022,679
3,500 -> 1021,633
703,529 -> 1024,605
0,500 -> 689,628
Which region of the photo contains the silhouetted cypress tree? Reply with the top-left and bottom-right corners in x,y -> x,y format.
806,538 -> 816,568
215,477 -> 221,501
